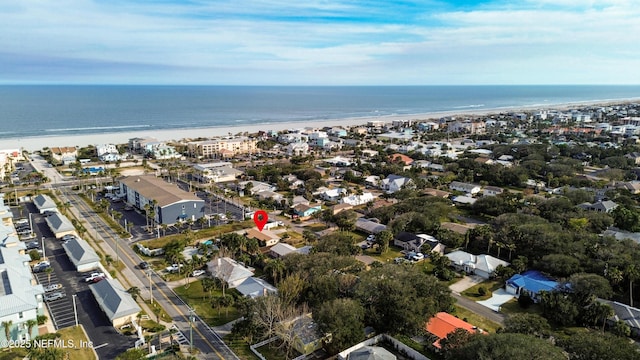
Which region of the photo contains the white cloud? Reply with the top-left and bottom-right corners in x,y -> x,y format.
1,0 -> 639,84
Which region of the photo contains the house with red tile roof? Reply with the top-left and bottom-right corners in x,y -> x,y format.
388,153 -> 414,166
425,312 -> 477,349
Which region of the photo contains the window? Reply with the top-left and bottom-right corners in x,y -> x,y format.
18,312 -> 23,319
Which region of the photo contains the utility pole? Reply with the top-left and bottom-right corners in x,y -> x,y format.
189,307 -> 194,353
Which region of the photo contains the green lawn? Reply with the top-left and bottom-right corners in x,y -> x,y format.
174,280 -> 240,326
452,305 -> 501,333
0,349 -> 27,360
143,299 -> 172,324
57,326 -> 97,360
499,298 -> 543,315
461,279 -> 504,301
363,246 -> 404,263
303,223 -> 328,232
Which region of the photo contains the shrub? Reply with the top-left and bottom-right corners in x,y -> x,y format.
478,286 -> 487,296
518,292 -> 534,309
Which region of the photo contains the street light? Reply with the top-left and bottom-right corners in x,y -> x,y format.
72,295 -> 78,327
147,270 -> 153,304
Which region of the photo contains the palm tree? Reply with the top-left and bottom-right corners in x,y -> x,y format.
25,319 -> 37,340
45,267 -> 53,284
265,259 -> 285,284
625,264 -> 640,306
127,287 -> 141,301
1,320 -> 12,342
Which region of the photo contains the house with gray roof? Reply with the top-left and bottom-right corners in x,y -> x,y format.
62,237 -> 100,272
207,257 -> 254,288
355,218 -> 387,234
446,250 -> 510,279
89,278 -> 141,328
45,213 -> 77,239
599,299 -> 640,337
0,246 -> 45,345
235,277 -> 277,298
33,194 -> 57,214
120,175 -> 205,225
578,200 -> 618,213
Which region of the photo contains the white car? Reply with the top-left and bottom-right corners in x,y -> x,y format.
85,272 -> 106,283
44,292 -> 65,302
165,264 -> 184,273
44,283 -> 63,292
192,269 -> 205,277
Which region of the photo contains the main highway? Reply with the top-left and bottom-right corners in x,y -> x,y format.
60,187 -> 240,359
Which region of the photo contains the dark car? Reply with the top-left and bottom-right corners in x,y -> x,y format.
26,241 -> 40,250
139,261 -> 150,270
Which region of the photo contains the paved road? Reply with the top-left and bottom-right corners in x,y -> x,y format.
452,293 -> 506,326
61,187 -> 239,359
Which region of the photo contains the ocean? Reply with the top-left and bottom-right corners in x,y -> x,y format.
1,85 -> 639,140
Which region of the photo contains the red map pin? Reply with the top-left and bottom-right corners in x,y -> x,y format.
253,210 -> 268,231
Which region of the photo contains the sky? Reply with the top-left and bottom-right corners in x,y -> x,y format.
1,0 -> 639,85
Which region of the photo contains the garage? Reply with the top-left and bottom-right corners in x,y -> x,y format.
33,194 -> 57,214
89,278 -> 141,328
45,213 -> 77,239
62,237 -> 100,272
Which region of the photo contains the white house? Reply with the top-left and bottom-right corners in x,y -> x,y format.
483,186 -> 504,197
321,188 -> 347,202
445,250 -> 510,279
382,175 -> 413,194
340,192 -> 375,206
449,181 -> 481,195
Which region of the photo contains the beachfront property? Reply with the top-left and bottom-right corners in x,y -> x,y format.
95,143 -> 121,162
50,146 -> 78,165
128,137 -> 159,153
119,175 -> 205,225
187,137 -> 258,159
0,149 -> 20,179
192,162 -> 243,183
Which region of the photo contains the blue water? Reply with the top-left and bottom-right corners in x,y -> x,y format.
0,85 -> 639,139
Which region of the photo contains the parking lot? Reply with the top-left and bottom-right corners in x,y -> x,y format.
34,269 -> 77,329
13,201 -> 135,359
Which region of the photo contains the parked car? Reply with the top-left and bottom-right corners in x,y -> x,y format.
33,264 -> 51,273
26,241 -> 40,250
44,283 -> 63,292
192,269 -> 205,277
44,292 -> 65,302
410,252 -> 425,262
139,261 -> 150,270
62,234 -> 77,241
366,234 -> 376,242
165,264 -> 184,273
84,272 -> 105,283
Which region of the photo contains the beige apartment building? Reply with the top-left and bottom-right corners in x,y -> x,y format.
187,137 -> 258,158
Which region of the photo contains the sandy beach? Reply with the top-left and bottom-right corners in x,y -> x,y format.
2,99 -> 637,152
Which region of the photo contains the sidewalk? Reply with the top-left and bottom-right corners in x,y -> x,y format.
63,192 -> 171,328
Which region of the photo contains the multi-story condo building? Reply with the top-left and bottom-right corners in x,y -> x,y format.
187,137 -> 257,158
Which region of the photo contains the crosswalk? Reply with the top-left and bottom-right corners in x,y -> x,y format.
170,324 -> 189,346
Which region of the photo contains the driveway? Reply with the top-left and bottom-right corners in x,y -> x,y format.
476,288 -> 515,312
449,275 -> 485,293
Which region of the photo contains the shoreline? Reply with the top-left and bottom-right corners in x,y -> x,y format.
4,98 -> 639,152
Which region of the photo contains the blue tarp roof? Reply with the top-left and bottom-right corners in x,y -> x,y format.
507,270 -> 559,294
